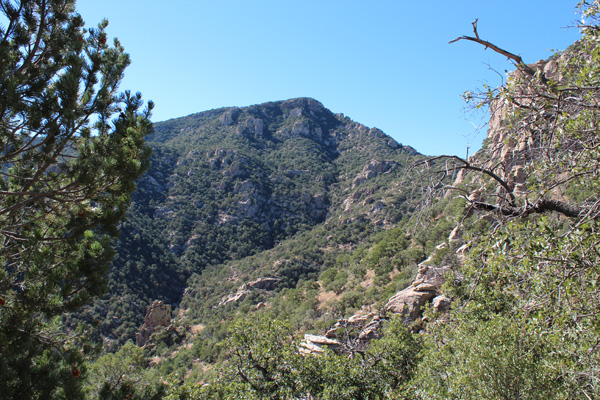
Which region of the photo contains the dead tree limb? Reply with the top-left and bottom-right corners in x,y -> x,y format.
413,156 -> 594,220
470,198 -> 587,219
449,19 -> 537,78
415,155 -> 516,207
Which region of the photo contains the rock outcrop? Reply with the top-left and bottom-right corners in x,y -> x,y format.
136,300 -> 172,347
352,160 -> 395,188
456,57 -> 570,201
319,262 -> 451,352
299,334 -> 342,355
319,228 -> 463,353
384,264 -> 449,323
246,277 -> 279,290
220,277 -> 280,306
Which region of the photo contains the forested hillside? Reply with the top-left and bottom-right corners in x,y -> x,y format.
75,97 -> 425,349
88,4 -> 600,399
4,0 -> 600,399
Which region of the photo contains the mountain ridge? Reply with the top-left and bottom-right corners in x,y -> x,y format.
73,97 -> 426,349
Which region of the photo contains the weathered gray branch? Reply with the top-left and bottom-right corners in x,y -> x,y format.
416,155 -> 516,206
415,155 -> 592,220
449,19 -> 537,78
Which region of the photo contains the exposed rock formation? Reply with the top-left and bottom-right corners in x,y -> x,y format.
318,227 -> 463,354
299,334 -> 342,355
319,262 -> 450,353
384,264 -> 449,322
246,277 -> 279,290
221,288 -> 250,306
456,57 -> 569,201
431,295 -> 452,314
219,108 -> 240,126
136,300 -> 172,347
353,160 -> 395,188
220,277 -> 280,306
237,117 -> 264,137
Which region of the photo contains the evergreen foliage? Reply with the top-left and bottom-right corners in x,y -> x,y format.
0,0 -> 152,397
5,0 -> 600,398
85,341 -> 165,400
165,316 -> 420,400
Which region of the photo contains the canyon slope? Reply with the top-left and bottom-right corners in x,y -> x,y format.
78,97 -> 430,348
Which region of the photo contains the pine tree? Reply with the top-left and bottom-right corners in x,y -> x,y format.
0,1 -> 153,397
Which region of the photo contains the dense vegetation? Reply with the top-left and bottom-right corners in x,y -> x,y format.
73,93 -> 438,398
74,95 -> 424,352
3,0 -> 600,399
151,2 -> 600,399
0,0 -> 153,397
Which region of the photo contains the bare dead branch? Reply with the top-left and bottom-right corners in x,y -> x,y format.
415,155 -> 516,206
449,19 -> 537,78
469,198 -> 588,219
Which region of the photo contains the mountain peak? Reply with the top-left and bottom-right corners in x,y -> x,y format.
151,98 -> 417,157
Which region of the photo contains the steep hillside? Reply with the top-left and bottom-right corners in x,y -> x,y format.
75,97 -> 424,347
74,5 -> 600,399
130,21 -> 600,398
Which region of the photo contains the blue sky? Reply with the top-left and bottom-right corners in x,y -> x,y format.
76,1 -> 581,156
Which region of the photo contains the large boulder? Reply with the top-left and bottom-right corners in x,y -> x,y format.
384,285 -> 438,323
300,334 -> 342,355
382,264 -> 450,323
352,160 -> 395,188
246,277 -> 279,291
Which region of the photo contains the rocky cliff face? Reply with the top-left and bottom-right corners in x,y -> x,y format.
456,57 -> 570,198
